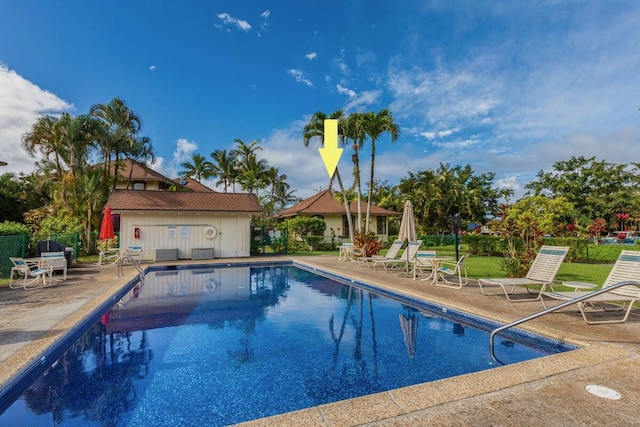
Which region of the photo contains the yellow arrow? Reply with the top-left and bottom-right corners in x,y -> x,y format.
319,119 -> 343,178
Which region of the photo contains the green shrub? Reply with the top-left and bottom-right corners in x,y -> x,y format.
586,244 -> 636,263
500,256 -> 528,278
463,235 -> 504,255
0,221 -> 31,236
541,237 -> 588,262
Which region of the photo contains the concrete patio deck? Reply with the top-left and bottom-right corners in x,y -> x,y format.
1,255 -> 639,426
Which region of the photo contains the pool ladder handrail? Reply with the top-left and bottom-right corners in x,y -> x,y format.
117,254 -> 144,282
489,280 -> 640,363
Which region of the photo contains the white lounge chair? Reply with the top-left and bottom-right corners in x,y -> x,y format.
436,254 -> 469,288
541,250 -> 640,324
9,257 -> 53,290
376,241 -> 422,271
365,240 -> 404,268
478,246 -> 569,302
40,251 -> 67,280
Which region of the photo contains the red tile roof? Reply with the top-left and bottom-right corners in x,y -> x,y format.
112,159 -> 179,185
106,190 -> 262,213
172,176 -> 217,193
277,189 -> 400,217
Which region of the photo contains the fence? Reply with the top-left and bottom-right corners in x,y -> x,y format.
0,232 -> 109,278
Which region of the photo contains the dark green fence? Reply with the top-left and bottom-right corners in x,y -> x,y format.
0,234 -> 30,278
0,232 -> 109,278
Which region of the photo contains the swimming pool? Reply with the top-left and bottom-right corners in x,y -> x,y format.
0,262 -> 575,426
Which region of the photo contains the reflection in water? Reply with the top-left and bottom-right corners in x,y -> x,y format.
305,285 -> 385,403
22,325 -> 152,427
0,265 -> 566,426
399,306 -> 420,357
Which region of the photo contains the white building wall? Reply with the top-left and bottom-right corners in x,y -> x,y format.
118,212 -> 252,260
319,214 -> 389,243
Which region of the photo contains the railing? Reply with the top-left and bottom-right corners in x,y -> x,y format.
117,254 -> 144,283
489,280 -> 640,363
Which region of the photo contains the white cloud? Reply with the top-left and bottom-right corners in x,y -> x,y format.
336,84 -> 356,97
286,69 -> 313,87
343,89 -> 382,112
0,65 -> 72,176
163,138 -> 198,179
260,120 -> 329,198
305,52 -> 317,60
261,10 -> 270,19
216,12 -> 251,32
420,127 -> 461,140
149,65 -> 156,71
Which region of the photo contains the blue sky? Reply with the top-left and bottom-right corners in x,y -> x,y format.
1,1 -> 639,199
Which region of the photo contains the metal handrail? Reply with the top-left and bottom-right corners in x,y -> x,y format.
489,280 -> 640,363
117,254 -> 144,282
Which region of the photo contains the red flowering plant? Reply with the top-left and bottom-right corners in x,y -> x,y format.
587,218 -> 607,238
616,212 -> 630,232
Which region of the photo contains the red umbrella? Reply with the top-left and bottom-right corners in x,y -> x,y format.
100,207 -> 115,241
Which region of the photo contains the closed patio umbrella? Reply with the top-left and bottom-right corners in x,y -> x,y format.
399,313 -> 419,357
100,207 -> 115,248
398,200 -> 417,271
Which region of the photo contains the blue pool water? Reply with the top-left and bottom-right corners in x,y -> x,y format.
0,262 -> 574,426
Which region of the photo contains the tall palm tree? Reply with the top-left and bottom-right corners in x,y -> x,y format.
343,112 -> 367,233
363,109 -> 399,227
90,97 -> 145,191
210,149 -> 237,192
180,153 -> 214,183
303,110 -> 355,240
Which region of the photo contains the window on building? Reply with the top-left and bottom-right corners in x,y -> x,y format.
377,216 -> 387,235
342,215 -> 354,238
132,181 -> 145,190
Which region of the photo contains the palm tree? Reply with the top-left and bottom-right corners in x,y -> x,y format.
210,149 -> 237,192
180,153 -> 214,183
343,112 -> 367,233
237,153 -> 268,195
90,97 -> 145,191
22,113 -> 99,213
303,110 -> 356,240
363,109 -> 399,227
231,138 -> 262,163
125,136 -> 156,188
270,181 -> 299,212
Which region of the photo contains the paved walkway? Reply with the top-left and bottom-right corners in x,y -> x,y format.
1,256 -> 639,426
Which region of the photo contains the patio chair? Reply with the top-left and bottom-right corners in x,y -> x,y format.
352,243 -> 368,263
436,254 -> 469,288
9,257 -> 53,290
375,241 -> 423,271
98,248 -> 119,266
40,251 -> 67,280
365,240 -> 404,268
412,250 -> 437,279
540,250 -> 640,324
477,246 -> 569,302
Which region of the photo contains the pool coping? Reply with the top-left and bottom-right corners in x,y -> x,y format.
0,257 -> 638,426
